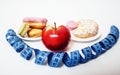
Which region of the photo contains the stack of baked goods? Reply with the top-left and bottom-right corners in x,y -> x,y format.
18,17 -> 47,38
66,19 -> 99,39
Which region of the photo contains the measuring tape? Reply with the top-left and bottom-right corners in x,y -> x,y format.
6,25 -> 119,67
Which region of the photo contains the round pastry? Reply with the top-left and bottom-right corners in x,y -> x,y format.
66,20 -> 78,30
23,17 -> 47,29
72,19 -> 99,38
27,29 -> 42,38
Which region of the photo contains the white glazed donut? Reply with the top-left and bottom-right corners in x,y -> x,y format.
72,19 -> 99,38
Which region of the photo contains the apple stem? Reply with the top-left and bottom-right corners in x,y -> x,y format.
54,22 -> 57,30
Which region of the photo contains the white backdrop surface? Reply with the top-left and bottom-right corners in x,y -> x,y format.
0,0 -> 120,75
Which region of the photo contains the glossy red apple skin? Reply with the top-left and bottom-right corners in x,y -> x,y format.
42,25 -> 71,52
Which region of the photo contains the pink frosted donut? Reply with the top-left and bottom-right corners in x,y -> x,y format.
66,20 -> 78,30
23,17 -> 47,29
23,17 -> 47,23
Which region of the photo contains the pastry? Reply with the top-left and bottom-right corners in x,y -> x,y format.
18,23 -> 29,37
66,20 -> 78,30
28,29 -> 42,38
72,19 -> 99,38
23,17 -> 47,29
18,17 -> 47,38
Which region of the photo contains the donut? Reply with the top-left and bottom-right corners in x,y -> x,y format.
27,29 -> 42,38
66,20 -> 78,30
72,19 -> 99,38
18,17 -> 47,38
23,17 -> 47,29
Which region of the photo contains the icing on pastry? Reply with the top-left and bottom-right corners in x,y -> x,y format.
72,19 -> 99,38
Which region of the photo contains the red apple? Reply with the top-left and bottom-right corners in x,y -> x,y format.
42,23 -> 71,52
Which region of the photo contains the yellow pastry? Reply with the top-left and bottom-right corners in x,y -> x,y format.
27,29 -> 42,38
28,22 -> 46,29
18,23 -> 29,37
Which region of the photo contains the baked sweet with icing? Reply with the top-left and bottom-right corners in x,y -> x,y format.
23,17 -> 47,29
66,20 -> 78,30
18,17 -> 47,38
72,19 -> 99,38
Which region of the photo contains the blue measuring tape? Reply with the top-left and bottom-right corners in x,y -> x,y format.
6,25 -> 119,67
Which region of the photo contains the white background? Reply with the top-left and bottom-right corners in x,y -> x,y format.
0,0 -> 120,75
